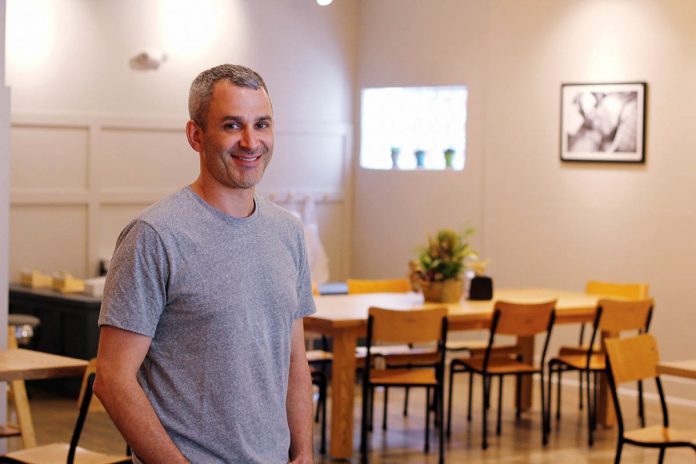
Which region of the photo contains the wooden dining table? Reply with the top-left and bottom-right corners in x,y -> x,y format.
304,288 -> 602,459
657,360 -> 696,380
0,348 -> 89,448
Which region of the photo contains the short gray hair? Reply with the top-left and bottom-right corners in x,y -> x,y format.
188,64 -> 270,129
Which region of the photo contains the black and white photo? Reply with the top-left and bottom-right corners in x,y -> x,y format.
560,82 -> 646,163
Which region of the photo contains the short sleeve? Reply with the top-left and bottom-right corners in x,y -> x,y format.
98,220 -> 169,337
294,232 -> 317,320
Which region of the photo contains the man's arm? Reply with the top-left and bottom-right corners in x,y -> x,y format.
94,326 -> 189,464
287,319 -> 314,464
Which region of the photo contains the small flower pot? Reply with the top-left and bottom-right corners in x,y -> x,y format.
422,279 -> 463,303
414,149 -> 426,168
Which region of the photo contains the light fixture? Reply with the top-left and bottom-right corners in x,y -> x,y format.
129,50 -> 168,71
317,0 -> 333,5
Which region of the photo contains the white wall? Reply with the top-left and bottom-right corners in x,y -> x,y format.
353,0 -> 490,278
6,0 -> 358,281
355,0 -> 696,401
1,0 -> 10,430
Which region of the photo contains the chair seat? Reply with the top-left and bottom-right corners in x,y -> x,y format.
0,424 -> 21,438
446,339 -> 489,351
369,368 -> 438,386
3,443 -> 131,464
306,349 -> 333,363
356,346 -> 438,367
624,425 -> 696,446
551,353 -> 605,371
558,344 -> 602,356
458,356 -> 539,375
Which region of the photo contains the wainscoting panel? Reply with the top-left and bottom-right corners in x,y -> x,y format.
9,114 -> 352,282
10,125 -> 89,191
9,204 -> 88,279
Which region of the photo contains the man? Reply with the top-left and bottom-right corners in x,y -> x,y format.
95,64 -> 316,464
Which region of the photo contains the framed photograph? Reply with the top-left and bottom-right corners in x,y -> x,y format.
560,82 -> 647,163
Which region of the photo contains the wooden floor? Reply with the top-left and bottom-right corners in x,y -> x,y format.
5,375 -> 696,463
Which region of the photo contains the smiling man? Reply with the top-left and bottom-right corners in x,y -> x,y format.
94,65 -> 316,464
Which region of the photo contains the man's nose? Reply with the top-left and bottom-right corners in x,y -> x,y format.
239,127 -> 259,151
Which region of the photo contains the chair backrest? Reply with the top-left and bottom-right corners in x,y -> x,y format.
492,300 -> 556,337
368,307 -> 447,345
485,300 -> 556,368
605,334 -> 659,385
347,278 -> 411,294
597,298 -> 653,333
69,369 -> 98,464
78,358 -> 106,412
586,280 -> 649,299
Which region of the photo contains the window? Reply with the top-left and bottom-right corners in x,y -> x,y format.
360,86 -> 468,170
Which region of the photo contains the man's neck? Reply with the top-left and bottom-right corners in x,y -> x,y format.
190,179 -> 256,218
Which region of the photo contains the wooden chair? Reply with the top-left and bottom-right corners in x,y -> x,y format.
547,298 -> 653,446
605,334 -> 696,463
346,278 -> 411,294
4,326 -> 34,447
446,300 -> 556,450
0,358 -> 131,464
348,278 -> 425,428
360,307 -> 447,464
306,349 -> 332,455
565,281 -> 649,413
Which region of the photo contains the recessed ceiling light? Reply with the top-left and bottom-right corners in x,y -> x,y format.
317,0 -> 333,5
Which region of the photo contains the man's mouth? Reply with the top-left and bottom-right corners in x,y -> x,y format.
231,152 -> 262,162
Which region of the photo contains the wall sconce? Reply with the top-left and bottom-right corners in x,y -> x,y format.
129,50 -> 168,71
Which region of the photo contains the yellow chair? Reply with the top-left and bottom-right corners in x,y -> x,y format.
547,298 -> 653,446
447,300 -> 556,449
346,278 -> 411,294
1,358 -> 131,464
348,278 -> 427,428
605,334 -> 696,463
559,281 -> 649,417
360,307 -> 448,463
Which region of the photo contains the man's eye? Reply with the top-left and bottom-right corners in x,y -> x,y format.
224,123 -> 241,130
256,122 -> 270,129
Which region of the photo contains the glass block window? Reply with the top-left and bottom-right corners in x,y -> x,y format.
360,86 -> 468,170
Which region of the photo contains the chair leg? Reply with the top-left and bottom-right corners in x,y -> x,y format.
404,386 -> 410,416
556,369 -> 563,421
424,387 -> 431,453
496,376 -> 503,436
382,387 -> 389,431
515,373 -> 522,420
438,384 -> 445,464
578,369 -> 584,411
319,377 -> 327,455
586,370 -> 594,447
658,447 -> 666,464
637,380 -> 645,427
541,369 -> 548,446
360,384 -> 370,460
482,374 -> 489,450
446,363 -> 456,438
613,437 -> 623,464
467,371 -> 474,422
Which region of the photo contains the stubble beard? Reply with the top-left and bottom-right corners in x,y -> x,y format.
211,145 -> 272,191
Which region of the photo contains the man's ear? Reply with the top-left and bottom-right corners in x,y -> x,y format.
186,120 -> 203,153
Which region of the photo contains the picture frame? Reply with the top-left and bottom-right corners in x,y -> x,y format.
560,82 -> 647,163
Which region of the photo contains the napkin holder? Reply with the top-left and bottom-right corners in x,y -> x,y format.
468,275 -> 493,301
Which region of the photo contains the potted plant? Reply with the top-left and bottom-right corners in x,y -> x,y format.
414,149 -> 426,168
443,148 -> 456,169
390,147 -> 400,169
409,228 -> 475,302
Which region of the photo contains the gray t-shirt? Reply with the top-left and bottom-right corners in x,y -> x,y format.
98,187 -> 316,463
